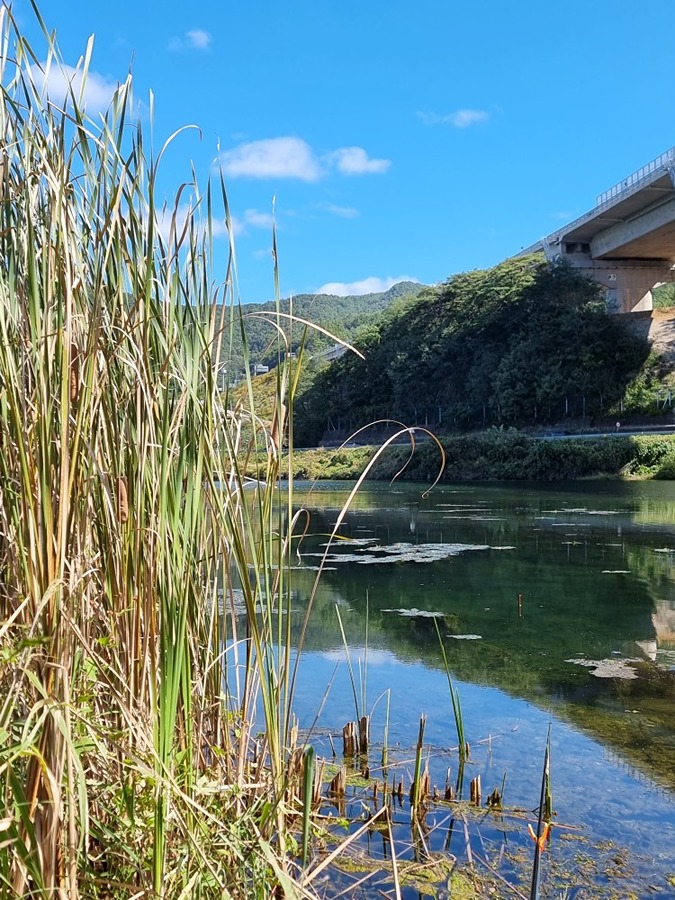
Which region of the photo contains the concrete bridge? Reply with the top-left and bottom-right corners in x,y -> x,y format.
519,147 -> 675,313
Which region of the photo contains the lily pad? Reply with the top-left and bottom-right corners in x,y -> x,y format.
566,657 -> 639,679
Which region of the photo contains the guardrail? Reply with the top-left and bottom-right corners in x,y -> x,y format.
516,148 -> 675,258
596,146 -> 675,206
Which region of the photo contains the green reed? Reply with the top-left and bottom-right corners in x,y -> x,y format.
434,619 -> 467,767
0,6 -> 334,896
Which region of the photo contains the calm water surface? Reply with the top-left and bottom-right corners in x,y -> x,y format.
284,480 -> 675,897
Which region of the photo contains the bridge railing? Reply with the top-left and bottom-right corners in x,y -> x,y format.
516,147 -> 675,256
596,146 -> 675,207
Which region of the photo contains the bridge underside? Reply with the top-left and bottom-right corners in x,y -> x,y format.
556,252 -> 674,314
523,153 -> 675,313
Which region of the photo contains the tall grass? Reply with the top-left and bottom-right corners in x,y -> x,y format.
0,6 -> 324,896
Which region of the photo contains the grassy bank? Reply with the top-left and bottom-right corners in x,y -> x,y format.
283,432 -> 675,482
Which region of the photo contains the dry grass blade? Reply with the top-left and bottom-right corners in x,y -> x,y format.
301,806 -> 388,888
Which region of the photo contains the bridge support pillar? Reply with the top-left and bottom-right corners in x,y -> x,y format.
554,249 -> 675,313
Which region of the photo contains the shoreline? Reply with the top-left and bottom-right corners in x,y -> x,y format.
275,432 -> 675,483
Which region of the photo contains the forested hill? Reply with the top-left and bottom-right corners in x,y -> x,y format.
219,280 -> 425,374
294,256 -> 665,446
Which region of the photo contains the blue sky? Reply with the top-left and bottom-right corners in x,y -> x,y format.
10,0 -> 675,301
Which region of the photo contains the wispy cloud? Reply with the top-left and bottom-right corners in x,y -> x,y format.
324,146 -> 391,175
217,136 -> 390,181
155,203 -> 274,244
418,108 -> 489,128
242,208 -> 275,230
186,29 -> 212,49
168,28 -> 213,52
320,203 -> 360,219
317,276 -> 418,297
30,62 -> 119,116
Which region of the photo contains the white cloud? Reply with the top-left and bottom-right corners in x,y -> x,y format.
317,276 -> 419,297
452,109 -> 489,128
30,62 -> 119,116
217,137 -> 390,181
186,29 -> 212,50
321,203 -> 360,219
325,146 -> 391,175
155,203 -> 239,245
243,208 -> 275,230
219,137 -> 323,182
154,203 -> 277,246
252,247 -> 273,260
418,108 -> 489,128
210,216 -> 238,238
169,29 -> 213,51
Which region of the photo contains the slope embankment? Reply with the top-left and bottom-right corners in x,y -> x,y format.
624,308 -> 675,368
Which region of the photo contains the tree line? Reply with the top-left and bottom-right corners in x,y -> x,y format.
294,256 -> 658,446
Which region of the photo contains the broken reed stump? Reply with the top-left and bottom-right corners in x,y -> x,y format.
445,767 -> 454,801
487,786 -> 501,809
312,759 -> 324,808
359,715 -> 370,753
342,721 -> 358,757
409,761 -> 430,805
470,775 -> 481,807
286,747 -> 304,804
342,715 -> 371,757
328,765 -> 346,798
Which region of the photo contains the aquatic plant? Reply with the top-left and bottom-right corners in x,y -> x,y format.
0,5 -> 350,895
529,727 -> 552,900
435,620 -> 468,769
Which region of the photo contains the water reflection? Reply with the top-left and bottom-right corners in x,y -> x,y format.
282,480 -> 675,892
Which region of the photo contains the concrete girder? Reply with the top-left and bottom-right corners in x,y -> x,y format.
591,196 -> 675,261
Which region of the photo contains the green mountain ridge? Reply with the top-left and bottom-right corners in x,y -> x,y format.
218,280 -> 426,375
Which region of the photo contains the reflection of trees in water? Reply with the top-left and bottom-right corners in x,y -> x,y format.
286,483 -> 675,790
623,543 -> 675,649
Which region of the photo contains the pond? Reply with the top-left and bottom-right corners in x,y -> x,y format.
282,480 -> 675,898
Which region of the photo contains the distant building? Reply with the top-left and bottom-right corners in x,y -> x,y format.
252,363 -> 269,376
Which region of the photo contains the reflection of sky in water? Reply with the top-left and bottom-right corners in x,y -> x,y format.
283,480 -> 675,891
292,647 -> 675,887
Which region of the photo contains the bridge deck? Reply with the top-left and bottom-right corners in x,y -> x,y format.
520,148 -> 675,261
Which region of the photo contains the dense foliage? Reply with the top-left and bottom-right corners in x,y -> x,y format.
294,257 -> 652,445
653,282 -> 675,309
281,433 -> 675,482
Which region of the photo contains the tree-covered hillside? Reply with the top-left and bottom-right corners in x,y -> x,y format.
218,280 -> 425,377
294,257 -> 655,445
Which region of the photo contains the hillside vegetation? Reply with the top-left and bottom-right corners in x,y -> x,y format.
220,280 -> 424,377
277,433 -> 675,482
294,257 -> 666,446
